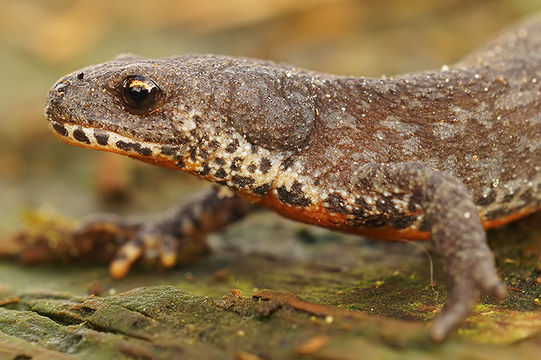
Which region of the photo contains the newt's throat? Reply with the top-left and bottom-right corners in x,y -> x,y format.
48,119 -> 284,200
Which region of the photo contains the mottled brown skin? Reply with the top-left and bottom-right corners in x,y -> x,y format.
45,15 -> 540,342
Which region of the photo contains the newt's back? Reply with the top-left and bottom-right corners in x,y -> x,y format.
289,15 -> 541,227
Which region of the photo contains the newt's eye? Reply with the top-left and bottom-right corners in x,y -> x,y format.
120,75 -> 163,113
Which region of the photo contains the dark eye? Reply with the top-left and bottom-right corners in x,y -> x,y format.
120,75 -> 163,113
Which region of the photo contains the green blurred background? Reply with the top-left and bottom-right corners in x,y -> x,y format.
1,0 -> 541,231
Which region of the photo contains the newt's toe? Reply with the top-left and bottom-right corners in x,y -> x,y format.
157,234 -> 178,268
429,288 -> 480,342
490,281 -> 507,301
109,258 -> 131,279
429,266 -> 505,342
110,240 -> 144,278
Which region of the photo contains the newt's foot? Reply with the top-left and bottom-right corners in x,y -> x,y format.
429,257 -> 506,342
73,189 -> 254,278
74,215 -> 207,278
107,229 -> 180,279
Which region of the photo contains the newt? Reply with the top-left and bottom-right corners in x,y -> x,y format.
45,15 -> 540,341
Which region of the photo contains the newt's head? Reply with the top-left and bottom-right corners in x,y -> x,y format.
45,54 -> 316,195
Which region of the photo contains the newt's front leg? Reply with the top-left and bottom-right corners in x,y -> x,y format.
75,187 -> 256,278
353,162 -> 507,341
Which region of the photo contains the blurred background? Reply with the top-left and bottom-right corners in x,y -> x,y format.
1,0 -> 541,232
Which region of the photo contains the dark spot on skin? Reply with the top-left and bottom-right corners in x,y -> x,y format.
232,175 -> 255,187
161,145 -> 177,156
407,197 -> 418,213
231,157 -> 243,171
116,140 -> 132,152
216,180 -> 228,185
73,129 -> 91,144
254,183 -> 271,196
77,72 -> 84,80
176,159 -> 186,168
94,130 -> 109,146
390,215 -> 417,229
215,157 -> 225,165
419,217 -> 432,232
225,139 -> 239,153
355,197 -> 369,208
193,115 -> 201,123
209,140 -> 220,151
52,123 -> 68,136
363,215 -> 388,227
376,198 -> 397,214
502,192 -> 515,203
325,193 -> 348,214
520,188 -> 533,203
247,163 -> 256,173
356,169 -> 376,189
411,187 -> 424,206
475,190 -> 497,206
132,143 -> 152,156
351,209 -> 365,219
350,198 -> 370,218
197,163 -> 210,176
190,147 -> 197,161
277,181 -> 311,207
172,135 -> 189,145
259,158 -> 272,174
251,144 -> 259,154
214,168 -> 227,178
352,214 -> 388,227
199,148 -> 210,159
376,199 -> 392,214
281,157 -> 295,170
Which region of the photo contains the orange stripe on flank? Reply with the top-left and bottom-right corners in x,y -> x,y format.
257,192 -> 431,241
481,205 -> 540,230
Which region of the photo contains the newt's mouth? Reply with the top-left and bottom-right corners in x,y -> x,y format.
48,119 -> 190,171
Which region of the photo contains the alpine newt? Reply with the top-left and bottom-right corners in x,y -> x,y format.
45,15 -> 541,341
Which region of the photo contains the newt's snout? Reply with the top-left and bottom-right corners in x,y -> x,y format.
45,76 -> 74,125
45,72 -> 102,145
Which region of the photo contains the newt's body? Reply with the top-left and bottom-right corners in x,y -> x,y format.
45,15 -> 540,341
